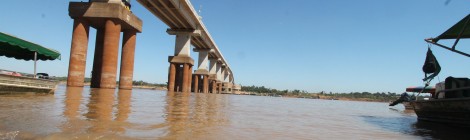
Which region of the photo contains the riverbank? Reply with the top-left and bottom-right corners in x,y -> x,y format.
245,92 -> 399,103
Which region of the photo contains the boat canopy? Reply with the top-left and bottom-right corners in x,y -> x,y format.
425,14 -> 470,57
0,32 -> 60,61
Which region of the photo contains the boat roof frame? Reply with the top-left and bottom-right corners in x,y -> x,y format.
426,14 -> 470,57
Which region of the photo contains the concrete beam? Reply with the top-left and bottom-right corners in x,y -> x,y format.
69,2 -> 142,32
166,28 -> 201,36
168,56 -> 194,65
90,0 -> 123,5
168,0 -> 198,28
193,49 -> 209,74
176,35 -> 190,56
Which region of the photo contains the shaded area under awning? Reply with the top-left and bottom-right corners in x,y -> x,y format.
0,32 -> 60,61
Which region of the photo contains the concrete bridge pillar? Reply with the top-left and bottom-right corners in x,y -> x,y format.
67,18 -> 90,87
192,74 -> 199,93
91,29 -> 104,88
210,80 -> 216,94
68,1 -> 142,89
119,30 -> 137,90
217,82 -> 222,94
208,58 -> 220,93
167,29 -> 198,92
222,70 -> 232,94
192,49 -> 210,93
203,75 -> 209,93
99,19 -> 121,89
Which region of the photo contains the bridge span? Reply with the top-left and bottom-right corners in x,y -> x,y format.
66,0 -> 239,94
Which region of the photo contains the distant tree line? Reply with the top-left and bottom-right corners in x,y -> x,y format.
54,76 -> 91,83
240,85 -> 428,102
132,80 -> 166,87
241,85 -> 307,95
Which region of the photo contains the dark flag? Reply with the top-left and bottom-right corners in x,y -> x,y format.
422,48 -> 441,81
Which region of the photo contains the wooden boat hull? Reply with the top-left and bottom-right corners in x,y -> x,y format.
410,98 -> 470,127
0,74 -> 58,94
402,102 -> 414,110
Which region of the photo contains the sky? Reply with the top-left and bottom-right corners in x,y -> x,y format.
1,0 -> 470,93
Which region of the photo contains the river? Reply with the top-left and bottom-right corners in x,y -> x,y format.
0,85 -> 468,139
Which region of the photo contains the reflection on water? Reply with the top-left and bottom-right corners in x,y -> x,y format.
0,85 -> 468,139
162,92 -> 229,139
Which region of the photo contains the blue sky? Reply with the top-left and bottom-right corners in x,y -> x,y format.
2,0 -> 470,93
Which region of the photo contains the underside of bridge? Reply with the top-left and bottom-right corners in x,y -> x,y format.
66,0 -> 237,93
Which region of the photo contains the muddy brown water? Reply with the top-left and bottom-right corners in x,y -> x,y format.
0,85 -> 468,139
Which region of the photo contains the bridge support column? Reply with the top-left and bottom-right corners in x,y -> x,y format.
182,63 -> 191,92
168,63 -> 176,92
210,80 -> 216,93
68,1 -> 142,89
67,18 -> 90,87
119,30 -> 137,90
193,49 -> 210,93
218,82 -> 223,94
203,75 -> 209,93
193,74 -> 199,93
91,29 -> 104,88
99,20 -> 121,89
168,61 -> 193,92
167,29 -> 196,93
191,74 -> 209,93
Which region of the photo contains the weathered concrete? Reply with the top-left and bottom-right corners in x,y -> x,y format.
67,19 -> 90,87
194,49 -> 209,73
166,28 -> 196,93
193,75 -> 199,93
188,65 -> 193,92
69,2 -> 142,32
218,82 -> 222,94
168,56 -> 194,65
168,63 -> 176,92
224,70 -> 230,83
170,30 -> 193,57
91,28 -> 104,88
99,20 -> 121,89
167,55 -> 194,92
182,63 -> 190,92
222,82 -> 233,94
209,80 -> 215,93
216,63 -> 223,81
203,75 -> 209,93
119,30 -> 137,90
68,1 -> 142,89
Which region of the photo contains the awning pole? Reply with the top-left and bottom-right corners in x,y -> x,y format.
425,39 -> 470,57
34,51 -> 37,78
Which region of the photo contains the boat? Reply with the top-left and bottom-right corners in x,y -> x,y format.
402,102 -> 413,110
388,87 -> 432,110
0,32 -> 61,94
404,86 -> 435,110
410,14 -> 470,127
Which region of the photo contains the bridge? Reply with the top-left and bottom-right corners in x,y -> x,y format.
65,0 -> 239,94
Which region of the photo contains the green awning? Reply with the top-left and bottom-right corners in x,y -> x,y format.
0,32 -> 60,61
426,14 -> 470,57
432,14 -> 470,42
